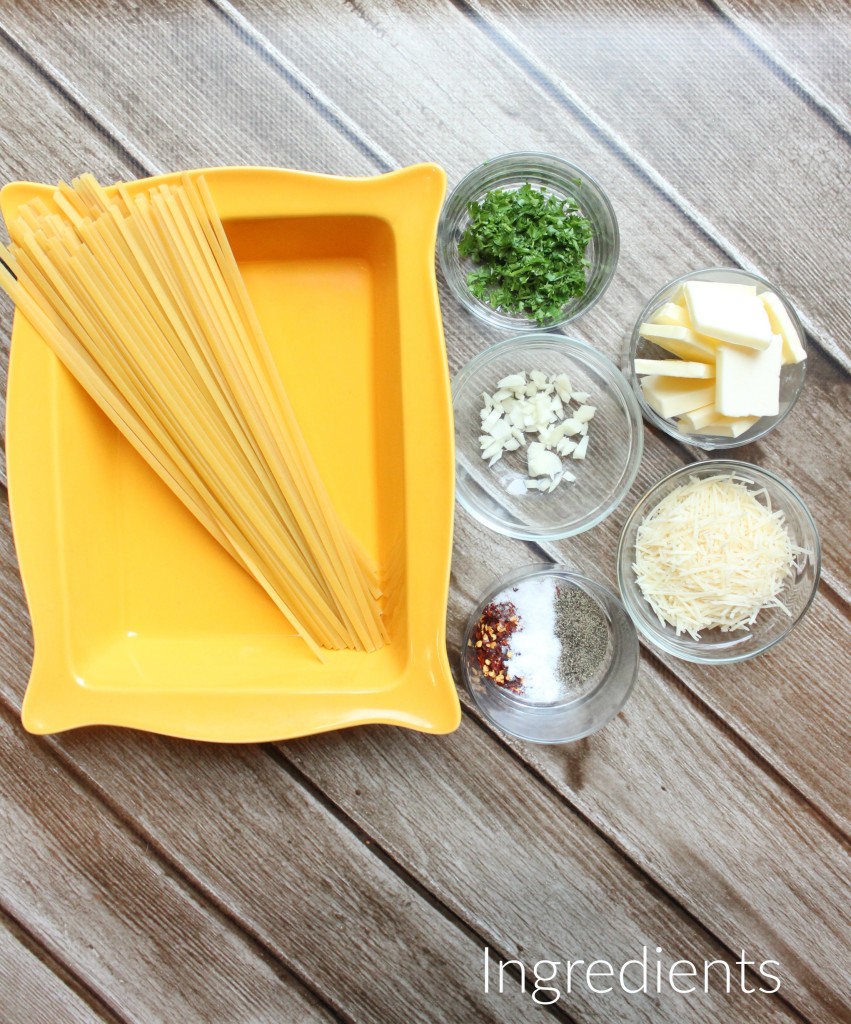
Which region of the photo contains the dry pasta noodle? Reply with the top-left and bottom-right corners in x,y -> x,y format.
0,173 -> 388,660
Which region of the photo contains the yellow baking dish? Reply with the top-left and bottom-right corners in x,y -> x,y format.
3,164 -> 460,740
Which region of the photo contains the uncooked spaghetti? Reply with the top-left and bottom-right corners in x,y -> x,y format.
0,173 -> 386,659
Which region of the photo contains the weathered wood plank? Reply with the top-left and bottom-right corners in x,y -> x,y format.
0,914 -> 109,1024
470,0 -> 851,370
445,511 -> 851,1024
713,0 -> 851,124
0,705 -> 343,1024
0,0 -> 845,818
1,0 -> 848,599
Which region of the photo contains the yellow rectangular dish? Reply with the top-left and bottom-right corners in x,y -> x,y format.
3,164 -> 460,740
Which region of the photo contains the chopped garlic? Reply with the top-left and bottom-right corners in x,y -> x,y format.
572,435 -> 590,459
477,369 -> 597,493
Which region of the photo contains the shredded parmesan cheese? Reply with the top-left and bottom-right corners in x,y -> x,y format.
633,473 -> 802,638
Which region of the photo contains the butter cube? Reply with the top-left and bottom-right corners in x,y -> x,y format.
676,403 -> 719,431
683,281 -> 773,351
761,291 -> 806,364
634,359 -> 714,379
638,323 -> 715,363
649,301 -> 689,328
715,335 -> 782,417
641,376 -> 716,418
692,417 -> 760,438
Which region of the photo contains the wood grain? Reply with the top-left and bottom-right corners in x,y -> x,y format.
212,0 -> 851,593
0,703 -> 341,1024
0,915 -> 108,1024
446,510 -> 851,1024
0,0 -> 843,850
714,0 -> 851,123
0,661 -> 804,1022
0,515 -> 533,1024
1,481 -> 845,1024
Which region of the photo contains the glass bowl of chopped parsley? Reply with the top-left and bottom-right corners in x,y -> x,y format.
438,153 -> 619,330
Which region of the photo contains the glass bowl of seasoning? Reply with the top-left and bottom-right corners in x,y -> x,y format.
625,267 -> 807,450
453,333 -> 644,540
462,565 -> 640,744
438,152 -> 619,330
616,461 -> 821,663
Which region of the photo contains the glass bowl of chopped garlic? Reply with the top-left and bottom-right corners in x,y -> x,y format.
438,152 -> 619,330
616,461 -> 821,663
453,334 -> 644,540
626,267 -> 807,449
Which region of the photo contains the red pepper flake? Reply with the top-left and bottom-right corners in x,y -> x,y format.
471,601 -> 522,693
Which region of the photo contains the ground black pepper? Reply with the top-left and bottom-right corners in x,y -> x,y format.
554,586 -> 609,688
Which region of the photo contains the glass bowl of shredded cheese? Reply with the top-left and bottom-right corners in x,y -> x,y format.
462,565 -> 640,743
616,461 -> 820,663
453,334 -> 644,540
438,153 -> 619,330
626,267 -> 807,450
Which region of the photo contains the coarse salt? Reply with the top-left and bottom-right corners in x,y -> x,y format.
503,576 -> 565,703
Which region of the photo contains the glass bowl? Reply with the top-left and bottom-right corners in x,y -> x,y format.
626,267 -> 807,450
616,461 -> 821,664
461,565 -> 639,744
453,334 -> 643,540
438,152 -> 619,330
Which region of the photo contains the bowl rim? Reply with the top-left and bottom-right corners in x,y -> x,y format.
461,563 -> 640,744
452,333 -> 644,540
438,152 -> 620,331
626,265 -> 807,450
615,459 -> 822,664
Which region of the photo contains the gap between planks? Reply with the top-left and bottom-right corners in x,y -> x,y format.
271,717 -> 813,1024
0,902 -> 128,1024
452,702 -> 815,1024
707,0 -> 851,139
0,8 -> 846,608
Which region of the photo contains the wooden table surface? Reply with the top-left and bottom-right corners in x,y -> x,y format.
0,2 -> 849,1022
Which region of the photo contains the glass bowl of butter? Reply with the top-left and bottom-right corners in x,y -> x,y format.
626,267 -> 807,450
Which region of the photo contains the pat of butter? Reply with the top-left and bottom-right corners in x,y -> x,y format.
692,417 -> 760,438
649,301 -> 689,328
676,403 -> 719,431
634,358 -> 715,379
638,323 -> 715,363
762,291 -> 806,364
682,281 -> 774,351
715,334 -> 782,417
641,376 -> 716,418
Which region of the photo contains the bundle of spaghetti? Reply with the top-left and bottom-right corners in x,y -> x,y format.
0,173 -> 387,659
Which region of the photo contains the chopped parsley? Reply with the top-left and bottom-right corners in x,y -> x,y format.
458,183 -> 594,325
